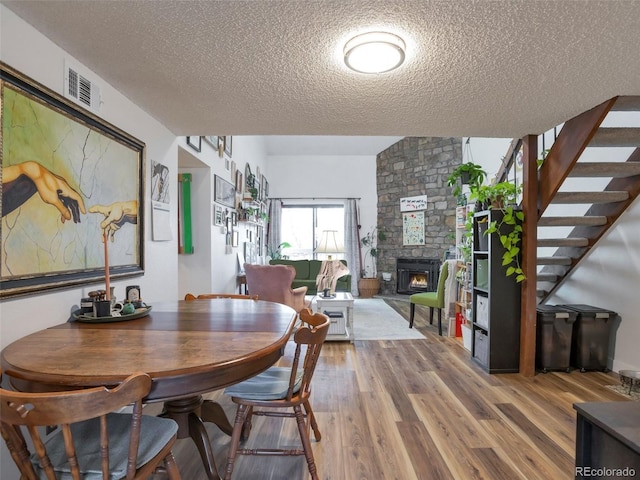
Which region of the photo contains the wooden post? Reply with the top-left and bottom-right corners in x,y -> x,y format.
520,135 -> 538,376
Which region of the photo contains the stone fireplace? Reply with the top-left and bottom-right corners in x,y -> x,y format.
396,258 -> 440,294
374,137 -> 461,296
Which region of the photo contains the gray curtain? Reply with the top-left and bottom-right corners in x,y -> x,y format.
344,199 -> 361,296
266,199 -> 282,260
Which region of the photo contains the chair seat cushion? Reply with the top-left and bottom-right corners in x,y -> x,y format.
410,292 -> 439,307
32,413 -> 178,480
224,366 -> 303,401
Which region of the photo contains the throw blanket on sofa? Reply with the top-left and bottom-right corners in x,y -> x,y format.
316,260 -> 350,294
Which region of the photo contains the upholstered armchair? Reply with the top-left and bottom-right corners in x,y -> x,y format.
244,263 -> 308,312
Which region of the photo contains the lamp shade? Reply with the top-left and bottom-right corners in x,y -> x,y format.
316,230 -> 344,254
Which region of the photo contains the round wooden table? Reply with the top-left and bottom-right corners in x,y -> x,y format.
1,298 -> 297,480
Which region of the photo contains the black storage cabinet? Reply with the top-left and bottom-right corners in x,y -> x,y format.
559,304 -> 616,372
536,305 -> 577,373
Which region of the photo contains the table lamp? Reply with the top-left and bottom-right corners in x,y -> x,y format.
315,230 -> 344,260
316,230 -> 345,297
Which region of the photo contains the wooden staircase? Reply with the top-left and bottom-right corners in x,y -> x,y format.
535,96 -> 640,301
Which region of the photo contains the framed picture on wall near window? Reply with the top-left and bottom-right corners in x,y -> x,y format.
214,174 -> 236,208
186,135 -> 201,152
214,204 -> 224,226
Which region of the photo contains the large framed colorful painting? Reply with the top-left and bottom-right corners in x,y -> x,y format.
1,64 -> 145,298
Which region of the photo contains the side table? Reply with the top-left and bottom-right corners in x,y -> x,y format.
315,292 -> 354,343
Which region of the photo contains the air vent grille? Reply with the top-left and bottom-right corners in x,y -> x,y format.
64,63 -> 100,112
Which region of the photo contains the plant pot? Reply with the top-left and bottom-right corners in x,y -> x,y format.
358,277 -> 380,298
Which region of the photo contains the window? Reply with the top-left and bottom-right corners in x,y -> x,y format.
281,205 -> 344,260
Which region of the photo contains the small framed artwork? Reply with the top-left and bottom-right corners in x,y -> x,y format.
214,204 -> 224,226
232,230 -> 239,247
214,174 -> 236,208
231,211 -> 237,226
204,136 -> 218,148
235,169 -> 243,194
224,136 -> 232,157
186,136 -> 201,152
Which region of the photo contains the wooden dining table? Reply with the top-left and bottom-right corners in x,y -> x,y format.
0,298 -> 298,480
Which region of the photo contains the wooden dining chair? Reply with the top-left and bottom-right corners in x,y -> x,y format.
222,308 -> 330,480
0,371 -> 181,480
184,293 -> 259,301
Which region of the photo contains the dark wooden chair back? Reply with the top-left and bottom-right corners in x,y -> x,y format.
0,371 -> 181,480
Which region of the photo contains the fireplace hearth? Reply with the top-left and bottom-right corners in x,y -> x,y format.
396,258 -> 441,295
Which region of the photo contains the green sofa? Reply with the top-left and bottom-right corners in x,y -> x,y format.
269,259 -> 351,294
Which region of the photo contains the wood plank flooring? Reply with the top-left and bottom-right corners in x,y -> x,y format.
149,297 -> 628,480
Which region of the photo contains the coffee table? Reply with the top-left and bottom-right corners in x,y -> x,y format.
315,292 -> 354,343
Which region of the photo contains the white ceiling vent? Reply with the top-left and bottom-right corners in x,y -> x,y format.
64,62 -> 101,112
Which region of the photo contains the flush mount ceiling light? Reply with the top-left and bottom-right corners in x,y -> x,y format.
344,31 -> 406,74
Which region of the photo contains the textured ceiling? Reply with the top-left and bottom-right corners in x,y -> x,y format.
4,0 -> 640,140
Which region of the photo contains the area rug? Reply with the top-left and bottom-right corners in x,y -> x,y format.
352,298 -> 425,340
605,383 -> 640,401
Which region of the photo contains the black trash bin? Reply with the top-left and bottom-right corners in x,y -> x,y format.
558,304 -> 617,372
536,305 -> 577,373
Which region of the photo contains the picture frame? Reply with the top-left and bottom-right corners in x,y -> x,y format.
232,230 -> 239,247
235,169 -> 244,194
1,64 -> 145,298
186,135 -> 201,152
224,135 -> 232,157
204,135 -> 218,148
231,211 -> 238,226
214,174 -> 236,208
214,204 -> 224,226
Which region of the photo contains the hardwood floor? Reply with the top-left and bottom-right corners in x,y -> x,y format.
151,297 -> 628,479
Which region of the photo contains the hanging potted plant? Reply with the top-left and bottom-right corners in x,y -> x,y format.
358,226 -> 386,298
447,162 -> 487,197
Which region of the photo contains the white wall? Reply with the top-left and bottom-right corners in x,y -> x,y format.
266,154 -> 379,242
0,6 -> 180,478
177,136 -> 269,298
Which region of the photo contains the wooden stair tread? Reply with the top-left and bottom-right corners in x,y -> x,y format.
537,256 -> 573,265
611,96 -> 640,111
538,238 -> 589,247
537,273 -> 559,282
569,162 -> 640,177
552,191 -> 629,203
590,127 -> 640,147
538,216 -> 607,226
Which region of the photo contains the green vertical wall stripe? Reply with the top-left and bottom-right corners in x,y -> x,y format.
181,173 -> 194,254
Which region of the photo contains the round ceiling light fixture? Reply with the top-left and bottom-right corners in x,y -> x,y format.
343,31 -> 406,74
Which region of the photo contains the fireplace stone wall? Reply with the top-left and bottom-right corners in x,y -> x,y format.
375,137 -> 461,296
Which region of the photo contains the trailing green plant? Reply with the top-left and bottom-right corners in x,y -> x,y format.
360,226 -> 386,278
485,205 -> 525,282
447,162 -> 487,197
459,212 -> 474,263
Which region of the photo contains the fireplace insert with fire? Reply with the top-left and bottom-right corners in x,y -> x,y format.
396,258 -> 441,295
